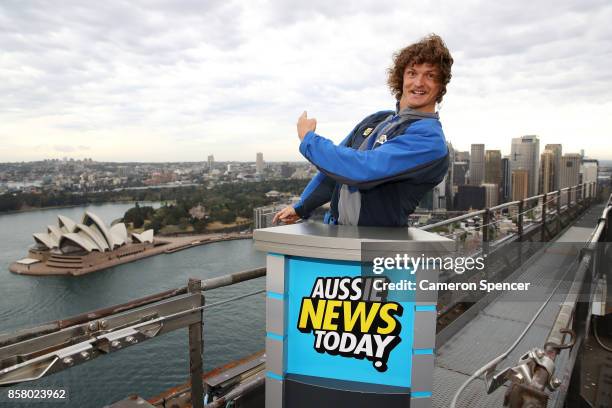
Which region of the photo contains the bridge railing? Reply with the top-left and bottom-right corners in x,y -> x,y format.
492,192 -> 612,408
0,268 -> 267,408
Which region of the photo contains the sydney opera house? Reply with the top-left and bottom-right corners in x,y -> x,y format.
10,211 -> 157,275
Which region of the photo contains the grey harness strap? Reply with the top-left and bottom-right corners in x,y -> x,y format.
337,108 -> 438,225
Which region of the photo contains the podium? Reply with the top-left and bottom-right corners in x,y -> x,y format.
254,223 -> 453,408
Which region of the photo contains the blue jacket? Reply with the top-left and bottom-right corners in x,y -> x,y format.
293,109 -> 449,227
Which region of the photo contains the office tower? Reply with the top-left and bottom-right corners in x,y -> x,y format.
455,151 -> 470,162
485,150 -> 502,185
510,135 -> 540,196
256,152 -> 264,174
207,155 -> 214,171
456,185 -> 486,210
512,169 -> 529,201
560,154 -> 581,188
545,144 -> 562,190
501,157 -> 511,203
446,143 -> 455,209
580,159 -> 598,185
432,176 -> 447,210
482,183 -> 499,207
469,144 -> 485,186
539,149 -> 555,194
453,162 -> 469,186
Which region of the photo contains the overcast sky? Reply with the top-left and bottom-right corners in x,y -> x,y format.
1,0 -> 611,163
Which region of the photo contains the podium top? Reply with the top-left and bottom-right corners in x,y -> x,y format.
253,222 -> 454,261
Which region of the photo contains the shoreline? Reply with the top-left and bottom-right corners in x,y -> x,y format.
0,200 -> 149,216
9,232 -> 253,277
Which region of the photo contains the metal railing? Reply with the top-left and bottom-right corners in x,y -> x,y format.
0,267 -> 267,408
487,192 -> 612,408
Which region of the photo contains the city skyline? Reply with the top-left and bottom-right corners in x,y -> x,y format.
1,1 -> 611,162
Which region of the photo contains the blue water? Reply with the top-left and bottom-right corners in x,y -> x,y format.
0,203 -> 265,407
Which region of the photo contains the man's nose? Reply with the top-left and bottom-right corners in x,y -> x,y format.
414,74 -> 424,86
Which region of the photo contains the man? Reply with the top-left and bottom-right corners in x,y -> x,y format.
273,34 -> 453,227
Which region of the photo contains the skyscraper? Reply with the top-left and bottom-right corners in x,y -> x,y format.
485,150 -> 502,186
510,135 -> 540,196
469,144 -> 485,186
501,157 -> 512,203
512,169 -> 529,201
207,155 -> 214,172
256,152 -> 264,174
581,159 -> 598,185
560,154 -> 581,189
544,144 -> 562,190
539,149 -> 555,194
482,183 -> 499,207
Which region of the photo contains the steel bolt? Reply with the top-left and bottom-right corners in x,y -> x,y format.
125,336 -> 137,344
111,340 -> 121,348
88,322 -> 98,331
62,357 -> 74,366
551,378 -> 562,388
100,320 -> 108,329
80,351 -> 90,360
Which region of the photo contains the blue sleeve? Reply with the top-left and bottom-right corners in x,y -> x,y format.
291,112 -> 391,217
293,172 -> 335,219
298,118 -> 448,190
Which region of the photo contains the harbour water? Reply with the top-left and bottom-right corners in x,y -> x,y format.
0,203 -> 266,407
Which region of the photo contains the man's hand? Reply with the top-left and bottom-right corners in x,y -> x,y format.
272,206 -> 300,225
297,111 -> 317,141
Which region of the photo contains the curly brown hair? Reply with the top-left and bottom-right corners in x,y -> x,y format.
387,34 -> 453,103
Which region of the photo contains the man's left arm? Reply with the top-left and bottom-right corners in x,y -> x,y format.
299,119 -> 448,190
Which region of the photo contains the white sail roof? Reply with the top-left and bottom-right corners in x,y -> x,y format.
82,212 -> 115,249
33,232 -> 58,249
75,224 -> 110,251
132,229 -> 154,244
58,215 -> 77,233
110,223 -> 129,246
31,211 -> 153,254
60,232 -> 101,253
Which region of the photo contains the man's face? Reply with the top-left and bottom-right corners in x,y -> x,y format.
399,63 -> 441,113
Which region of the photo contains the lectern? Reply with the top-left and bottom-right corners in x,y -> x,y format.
254,222 -> 453,408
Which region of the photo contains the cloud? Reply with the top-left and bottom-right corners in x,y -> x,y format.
0,0 -> 611,161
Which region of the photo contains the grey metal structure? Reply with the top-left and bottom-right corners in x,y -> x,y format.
254,223 -> 454,408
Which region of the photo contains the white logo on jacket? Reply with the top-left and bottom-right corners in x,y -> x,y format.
375,134 -> 387,145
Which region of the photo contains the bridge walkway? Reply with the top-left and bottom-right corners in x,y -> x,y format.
432,203 -> 605,408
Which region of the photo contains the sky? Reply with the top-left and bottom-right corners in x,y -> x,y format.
1,0 -> 611,163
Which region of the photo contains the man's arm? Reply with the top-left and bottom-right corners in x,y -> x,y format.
299,118 -> 448,190
293,171 -> 335,219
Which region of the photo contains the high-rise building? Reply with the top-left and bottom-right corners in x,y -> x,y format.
446,143 -> 455,209
456,185 -> 485,210
433,176 -> 447,210
207,155 -> 214,172
455,151 -> 470,162
485,150 -> 502,186
581,159 -> 598,185
482,183 -> 499,207
501,157 -> 512,203
511,135 -> 540,196
544,144 -> 562,190
256,152 -> 264,174
560,154 -> 581,189
512,169 -> 529,201
539,149 -> 555,194
469,144 -> 485,186
453,162 -> 469,186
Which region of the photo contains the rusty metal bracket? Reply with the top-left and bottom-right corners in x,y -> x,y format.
544,328 -> 575,352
